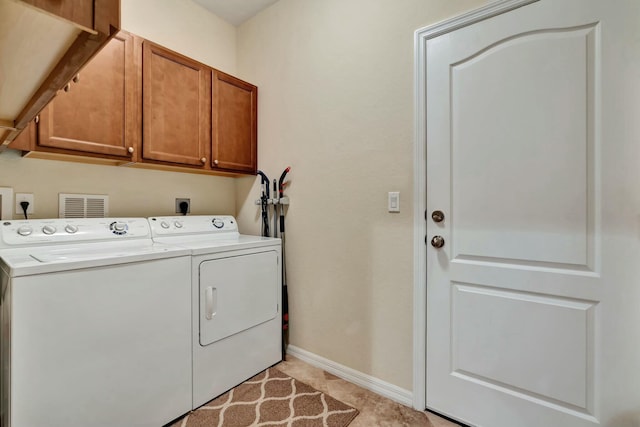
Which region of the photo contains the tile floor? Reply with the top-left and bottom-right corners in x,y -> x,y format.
276,355 -> 461,427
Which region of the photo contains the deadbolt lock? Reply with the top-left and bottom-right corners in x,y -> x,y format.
431,210 -> 445,223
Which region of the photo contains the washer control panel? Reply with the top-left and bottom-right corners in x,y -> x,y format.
0,218 -> 151,248
148,215 -> 238,236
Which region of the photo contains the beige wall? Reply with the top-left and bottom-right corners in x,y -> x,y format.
0,150 -> 235,218
236,0 -> 487,391
0,0 -> 491,395
0,0 -> 237,220
122,0 -> 237,73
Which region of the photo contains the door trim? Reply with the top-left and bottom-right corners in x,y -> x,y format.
412,0 -> 539,410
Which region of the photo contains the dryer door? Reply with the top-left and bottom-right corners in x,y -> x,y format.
199,250 -> 279,346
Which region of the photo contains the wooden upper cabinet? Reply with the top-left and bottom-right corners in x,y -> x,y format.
0,0 -> 120,146
142,41 -> 211,167
8,120 -> 36,152
20,0 -> 119,34
6,31 -> 259,176
211,70 -> 257,174
38,32 -> 139,159
20,0 -> 93,30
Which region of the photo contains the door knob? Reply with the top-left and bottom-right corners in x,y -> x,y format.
431,235 -> 445,248
431,210 -> 445,223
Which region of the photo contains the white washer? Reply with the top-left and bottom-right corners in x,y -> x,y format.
149,215 -> 282,409
0,218 -> 192,427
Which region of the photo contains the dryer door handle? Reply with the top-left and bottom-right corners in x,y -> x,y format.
205,286 -> 217,320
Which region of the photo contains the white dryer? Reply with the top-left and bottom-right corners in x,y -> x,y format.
149,215 -> 281,409
0,218 -> 192,427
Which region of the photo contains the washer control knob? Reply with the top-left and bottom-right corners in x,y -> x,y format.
17,225 -> 33,236
174,221 -> 183,228
160,221 -> 170,229
64,224 -> 78,234
42,225 -> 57,235
109,222 -> 128,235
212,218 -> 224,229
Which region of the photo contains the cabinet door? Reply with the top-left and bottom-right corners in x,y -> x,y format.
0,0 -> 119,147
8,120 -> 36,152
212,70 -> 257,174
38,32 -> 138,159
142,41 -> 211,167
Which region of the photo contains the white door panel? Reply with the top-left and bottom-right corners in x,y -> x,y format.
451,26 -> 593,266
425,1 -> 640,426
452,284 -> 594,409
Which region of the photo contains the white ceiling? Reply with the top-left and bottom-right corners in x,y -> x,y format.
192,0 -> 279,26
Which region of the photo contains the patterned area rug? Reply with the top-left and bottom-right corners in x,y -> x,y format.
171,368 -> 359,427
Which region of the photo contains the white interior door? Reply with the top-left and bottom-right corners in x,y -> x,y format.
425,1 -> 640,426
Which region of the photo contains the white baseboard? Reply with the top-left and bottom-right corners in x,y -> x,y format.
286,345 -> 413,407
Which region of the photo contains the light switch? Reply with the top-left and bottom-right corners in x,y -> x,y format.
388,192 -> 400,213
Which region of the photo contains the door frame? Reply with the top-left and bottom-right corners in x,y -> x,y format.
412,0 -> 539,410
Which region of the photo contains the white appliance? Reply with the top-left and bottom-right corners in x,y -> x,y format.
149,215 -> 281,409
0,218 -> 192,427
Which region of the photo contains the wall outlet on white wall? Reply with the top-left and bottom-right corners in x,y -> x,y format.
175,198 -> 191,214
15,193 -> 34,215
0,187 -> 14,220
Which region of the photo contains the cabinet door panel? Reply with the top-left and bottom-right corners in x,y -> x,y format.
38,32 -> 137,158
9,120 -> 35,151
212,70 -> 257,174
142,42 -> 210,167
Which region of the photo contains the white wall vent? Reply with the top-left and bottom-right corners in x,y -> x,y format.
59,194 -> 109,218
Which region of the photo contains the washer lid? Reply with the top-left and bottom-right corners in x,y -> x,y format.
0,241 -> 190,277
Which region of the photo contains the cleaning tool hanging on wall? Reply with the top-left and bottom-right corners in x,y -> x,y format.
257,170 -> 271,237
273,179 -> 278,238
278,167 -> 291,360
254,167 -> 291,361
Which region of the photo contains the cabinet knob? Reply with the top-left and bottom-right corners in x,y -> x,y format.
63,83 -> 71,92
73,73 -> 80,83
201,157 -> 207,164
213,159 -> 219,166
128,147 -> 134,154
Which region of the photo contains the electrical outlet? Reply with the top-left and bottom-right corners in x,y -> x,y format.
175,198 -> 190,214
15,193 -> 34,215
0,187 -> 13,220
